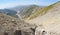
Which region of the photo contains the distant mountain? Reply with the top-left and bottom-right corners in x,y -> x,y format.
0,9 -> 18,18
10,5 -> 44,12
0,5 -> 44,19
11,5 -> 44,19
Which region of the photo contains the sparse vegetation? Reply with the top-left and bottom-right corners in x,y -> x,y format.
20,5 -> 40,19
28,4 -> 54,20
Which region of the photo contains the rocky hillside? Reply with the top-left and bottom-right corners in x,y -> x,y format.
27,2 -> 58,20
26,1 -> 60,24
0,13 -> 36,35
25,1 -> 60,35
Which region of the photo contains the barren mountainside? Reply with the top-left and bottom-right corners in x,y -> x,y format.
25,1 -> 60,34
26,1 -> 60,25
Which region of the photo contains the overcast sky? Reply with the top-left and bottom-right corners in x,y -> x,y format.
0,0 -> 59,9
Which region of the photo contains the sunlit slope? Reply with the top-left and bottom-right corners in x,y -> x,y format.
26,1 -> 60,26
27,2 -> 58,20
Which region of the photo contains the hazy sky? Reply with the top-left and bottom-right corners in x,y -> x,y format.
0,0 -> 59,9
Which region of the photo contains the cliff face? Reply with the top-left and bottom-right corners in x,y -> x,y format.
0,13 -> 36,35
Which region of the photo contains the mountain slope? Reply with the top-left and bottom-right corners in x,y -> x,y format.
0,13 -> 36,35
8,5 -> 44,19
26,2 -> 60,25
13,5 -> 44,19
25,1 -> 60,33
27,2 -> 58,20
